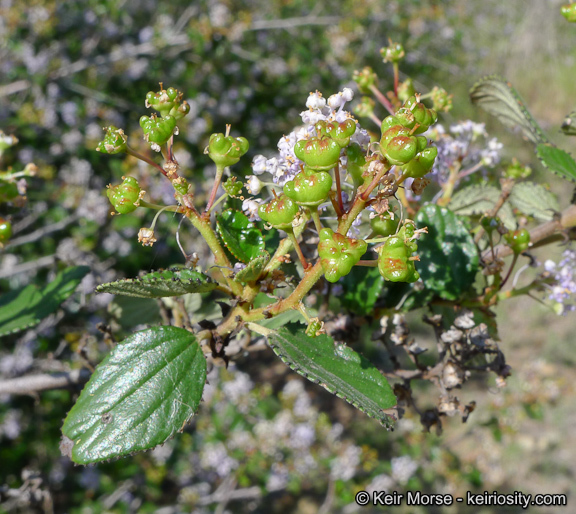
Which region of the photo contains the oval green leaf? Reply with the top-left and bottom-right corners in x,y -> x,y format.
0,266 -> 90,336
265,324 -> 397,428
449,184 -> 516,230
416,204 -> 479,301
216,209 -> 265,263
509,182 -> 559,221
470,75 -> 547,145
61,326 -> 206,464
234,251 -> 269,283
536,144 -> 576,183
95,268 -> 216,298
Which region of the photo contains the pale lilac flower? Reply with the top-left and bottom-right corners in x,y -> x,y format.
266,463 -> 289,492
252,155 -> 267,175
330,444 -> 361,481
427,121 -> 502,187
242,198 -> 262,221
246,175 -> 263,195
391,455 -> 418,484
544,248 -> 576,313
200,442 -> 238,478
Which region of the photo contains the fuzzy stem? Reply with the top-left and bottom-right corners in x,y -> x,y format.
185,208 -> 243,297
207,192 -> 228,213
437,161 -> 462,206
499,253 -> 519,289
139,200 -> 176,211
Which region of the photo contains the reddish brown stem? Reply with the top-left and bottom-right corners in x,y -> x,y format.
205,165 -> 225,212
369,84 -> 395,116
334,162 -> 344,212
329,192 -> 343,217
288,231 -> 310,270
356,260 -> 379,267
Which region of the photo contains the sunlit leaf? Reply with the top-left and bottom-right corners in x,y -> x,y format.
416,204 -> 479,301
450,184 -> 516,230
216,209 -> 265,263
509,182 -> 559,221
95,268 -> 216,298
470,75 -> 548,145
536,144 -> 576,183
61,326 -> 206,464
263,324 -> 396,428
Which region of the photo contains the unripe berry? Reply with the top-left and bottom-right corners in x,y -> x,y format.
107,176 -> 142,214
283,168 -> 333,207
258,194 -> 299,231
0,218 -> 12,244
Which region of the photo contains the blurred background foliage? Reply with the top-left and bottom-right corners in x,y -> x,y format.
1,0 -> 575,512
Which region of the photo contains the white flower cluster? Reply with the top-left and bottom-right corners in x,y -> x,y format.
243,88 -> 371,221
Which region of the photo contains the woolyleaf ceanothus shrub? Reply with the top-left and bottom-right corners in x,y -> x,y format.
54,32 -> 576,463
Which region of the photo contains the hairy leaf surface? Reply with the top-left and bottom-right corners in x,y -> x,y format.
266,325 -> 396,428
416,204 -> 479,301
95,268 -> 216,298
61,326 -> 206,464
536,144 -> 576,183
450,184 -> 515,230
509,182 -> 559,221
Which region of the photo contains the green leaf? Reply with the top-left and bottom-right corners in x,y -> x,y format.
234,251 -> 269,283
216,209 -> 265,263
470,76 -> 548,145
61,326 -> 206,464
0,266 -> 90,336
561,111 -> 576,136
509,182 -> 559,221
450,184 -> 516,230
108,297 -> 162,329
264,324 -> 396,428
95,268 -> 216,298
340,266 -> 384,316
536,144 -> 576,183
416,204 -> 480,301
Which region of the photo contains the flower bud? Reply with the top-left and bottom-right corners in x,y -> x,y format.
505,228 -> 530,254
381,41 -> 405,63
245,175 -> 263,195
145,86 -> 190,120
294,136 -> 341,172
353,67 -> 377,95
140,114 -> 177,151
318,228 -> 367,283
430,87 -> 453,113
561,3 -> 576,22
